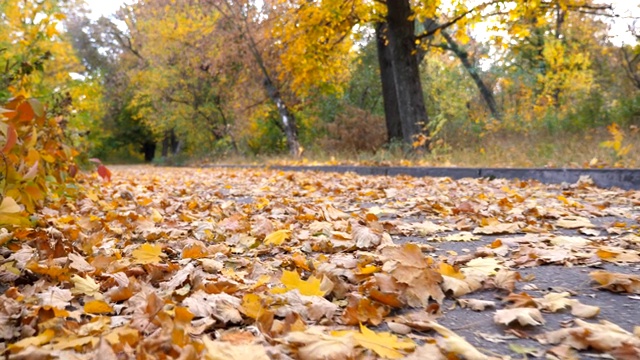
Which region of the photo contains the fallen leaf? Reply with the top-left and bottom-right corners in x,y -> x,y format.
569,299 -> 600,318
284,327 -> 356,360
132,243 -> 163,264
8,329 -> 55,352
494,308 -> 545,326
84,300 -> 113,314
458,299 -> 496,311
556,216 -> 594,229
203,336 -> 270,360
341,324 -> 416,359
272,270 -> 326,297
71,274 -> 102,297
590,271 -> 640,294
428,321 -> 490,360
37,287 -> 73,308
264,229 -> 291,246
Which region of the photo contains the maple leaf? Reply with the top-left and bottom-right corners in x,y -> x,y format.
462,257 -> 504,276
241,293 -> 266,319
8,329 -> 55,352
590,271 -> 640,294
68,252 -> 96,273
37,287 -> 73,308
84,300 -> 113,314
264,229 -> 291,246
203,336 -> 270,360
334,324 -> 416,359
71,274 -> 102,298
283,327 -> 356,360
494,308 -> 545,326
439,263 -> 482,297
427,321 -> 490,360
132,243 -> 163,264
272,270 -> 327,297
556,216 -> 594,229
352,224 -> 382,249
534,292 -> 572,312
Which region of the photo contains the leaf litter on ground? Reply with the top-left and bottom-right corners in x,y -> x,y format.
0,165 -> 639,359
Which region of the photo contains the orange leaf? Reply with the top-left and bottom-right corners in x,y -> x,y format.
84,300 -> 113,314
2,123 -> 17,153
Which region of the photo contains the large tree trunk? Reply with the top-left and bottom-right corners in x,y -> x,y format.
386,0 -> 429,146
441,30 -> 502,120
375,23 -> 403,142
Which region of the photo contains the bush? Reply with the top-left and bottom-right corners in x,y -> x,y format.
320,105 -> 387,153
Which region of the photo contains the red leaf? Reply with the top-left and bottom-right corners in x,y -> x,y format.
2,124 -> 17,153
97,165 -> 112,182
68,164 -> 78,178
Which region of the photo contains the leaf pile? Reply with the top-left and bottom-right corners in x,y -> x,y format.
1,166 -> 639,359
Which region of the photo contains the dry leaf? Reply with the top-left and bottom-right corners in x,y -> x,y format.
264,229 -> 291,246
272,270 -> 326,297
494,308 -> 545,326
71,274 -> 101,297
556,216 -> 594,229
337,324 -> 416,359
590,271 -> 640,294
132,243 -> 163,264
203,336 -> 270,360
458,299 -> 496,311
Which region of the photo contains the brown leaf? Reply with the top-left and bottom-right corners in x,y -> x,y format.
590,271 -> 640,294
494,308 -> 545,326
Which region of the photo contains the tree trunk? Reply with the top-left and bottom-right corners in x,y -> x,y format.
441,30 -> 502,120
263,78 -> 302,157
142,141 -> 156,162
386,0 -> 429,146
375,22 -> 403,142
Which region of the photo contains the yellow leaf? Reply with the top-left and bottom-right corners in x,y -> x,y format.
150,208 -> 163,223
104,326 -> 139,346
347,324 -> 415,359
264,229 -> 291,246
271,270 -> 326,297
84,300 -> 113,314
0,196 -> 21,213
357,264 -> 379,275
241,293 -> 266,319
71,275 -> 101,297
132,243 -> 163,264
8,329 -> 55,352
51,335 -> 98,350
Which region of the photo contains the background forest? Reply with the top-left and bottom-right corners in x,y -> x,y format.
2,0 -> 639,167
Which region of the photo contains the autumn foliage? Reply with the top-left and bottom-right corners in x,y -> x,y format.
0,96 -> 80,226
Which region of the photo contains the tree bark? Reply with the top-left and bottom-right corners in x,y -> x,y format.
441,30 -> 502,120
375,22 -> 403,142
263,77 -> 301,156
386,0 -> 429,146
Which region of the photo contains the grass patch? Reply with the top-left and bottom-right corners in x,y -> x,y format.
192,126 -> 640,168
